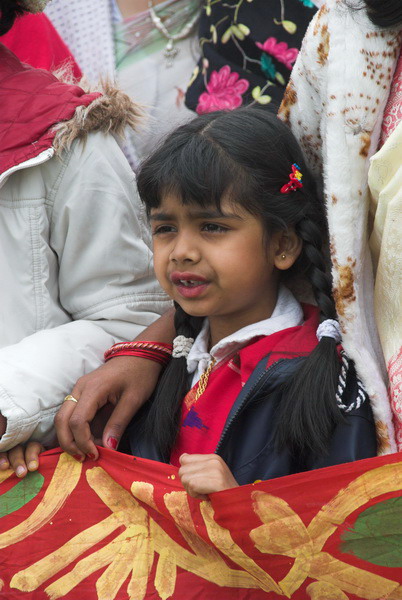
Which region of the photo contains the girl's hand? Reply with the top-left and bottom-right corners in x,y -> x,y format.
0,442 -> 44,478
178,453 -> 239,499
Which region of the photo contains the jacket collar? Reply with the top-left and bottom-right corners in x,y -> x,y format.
187,286 -> 304,380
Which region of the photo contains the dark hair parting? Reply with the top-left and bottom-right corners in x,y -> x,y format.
137,107 -> 342,459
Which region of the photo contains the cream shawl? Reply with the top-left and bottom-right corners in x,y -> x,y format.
279,0 -> 402,453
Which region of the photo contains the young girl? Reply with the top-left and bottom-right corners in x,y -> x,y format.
125,107 -> 377,498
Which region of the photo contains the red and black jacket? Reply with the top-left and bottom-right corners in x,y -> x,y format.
128,307 -> 377,484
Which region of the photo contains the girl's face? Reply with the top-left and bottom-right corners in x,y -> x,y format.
150,194 -> 301,345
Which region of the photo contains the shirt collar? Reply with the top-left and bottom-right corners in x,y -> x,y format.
187,285 -> 304,377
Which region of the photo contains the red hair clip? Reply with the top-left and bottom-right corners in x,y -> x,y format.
280,163 -> 303,194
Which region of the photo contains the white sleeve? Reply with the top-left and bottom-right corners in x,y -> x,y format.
0,133 -> 171,450
51,131 -> 170,339
0,321 -> 116,449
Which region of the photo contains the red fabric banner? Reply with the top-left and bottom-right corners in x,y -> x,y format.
0,448 -> 402,599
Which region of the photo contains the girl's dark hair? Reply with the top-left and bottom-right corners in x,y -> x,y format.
361,0 -> 402,28
137,107 -> 341,461
0,0 -> 28,35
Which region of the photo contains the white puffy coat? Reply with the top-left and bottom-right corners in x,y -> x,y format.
0,58 -> 170,450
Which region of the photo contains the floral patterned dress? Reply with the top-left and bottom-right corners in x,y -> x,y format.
185,0 -> 317,114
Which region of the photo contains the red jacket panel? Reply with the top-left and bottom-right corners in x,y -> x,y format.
0,44 -> 100,176
170,304 -> 320,464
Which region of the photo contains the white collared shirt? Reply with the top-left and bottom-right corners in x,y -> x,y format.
187,286 -> 304,386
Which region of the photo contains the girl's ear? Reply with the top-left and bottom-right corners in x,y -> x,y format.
272,229 -> 302,271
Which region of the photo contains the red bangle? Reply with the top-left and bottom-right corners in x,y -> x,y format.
104,341 -> 173,366
105,350 -> 170,366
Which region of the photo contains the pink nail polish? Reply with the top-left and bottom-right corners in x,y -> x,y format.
107,436 -> 118,450
73,454 -> 83,462
87,453 -> 96,461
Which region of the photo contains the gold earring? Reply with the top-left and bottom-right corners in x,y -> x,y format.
281,254 -> 286,259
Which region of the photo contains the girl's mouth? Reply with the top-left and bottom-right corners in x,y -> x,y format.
170,272 -> 210,298
178,279 -> 203,287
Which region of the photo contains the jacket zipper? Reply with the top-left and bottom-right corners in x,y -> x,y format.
215,359 -> 285,454
0,147 -> 54,187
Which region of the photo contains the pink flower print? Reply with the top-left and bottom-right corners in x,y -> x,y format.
196,65 -> 250,114
256,37 -> 299,71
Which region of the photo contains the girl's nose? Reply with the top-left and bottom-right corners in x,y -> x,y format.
170,232 -> 200,264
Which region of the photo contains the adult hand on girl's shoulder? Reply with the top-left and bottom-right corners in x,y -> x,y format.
178,453 -> 239,499
0,441 -> 44,478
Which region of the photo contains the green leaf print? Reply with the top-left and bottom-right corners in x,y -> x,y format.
0,471 -> 44,518
341,497 -> 402,567
260,53 -> 276,80
252,86 -> 272,104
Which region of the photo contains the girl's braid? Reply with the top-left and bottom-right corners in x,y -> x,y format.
273,212 -> 344,456
143,303 -> 204,460
295,216 -> 336,321
173,302 -> 204,340
296,215 -> 368,415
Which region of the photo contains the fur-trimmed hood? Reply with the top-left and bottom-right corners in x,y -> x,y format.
0,43 -> 142,178
51,80 -> 142,154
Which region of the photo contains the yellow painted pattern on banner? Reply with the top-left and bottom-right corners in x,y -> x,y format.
46,530 -> 136,600
127,527 -> 153,600
308,462 -> 402,551
164,491 -> 230,565
2,455 -> 402,600
307,581 -> 349,599
200,500 -> 283,594
155,547 -> 177,600
309,553 -> 402,600
131,480 -> 159,511
96,525 -> 146,600
0,453 -> 81,550
0,469 -> 13,484
250,492 -> 314,597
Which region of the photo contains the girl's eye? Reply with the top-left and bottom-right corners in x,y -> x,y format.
201,223 -> 229,233
152,225 -> 176,235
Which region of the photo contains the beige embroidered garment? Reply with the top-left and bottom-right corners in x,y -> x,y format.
369,121 -> 402,448
278,0 -> 402,453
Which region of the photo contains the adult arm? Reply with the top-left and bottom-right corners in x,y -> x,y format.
0,133 -> 171,452
0,310 -> 175,474
55,308 -> 176,460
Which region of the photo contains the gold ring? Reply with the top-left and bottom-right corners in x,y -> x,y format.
64,394 -> 78,404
